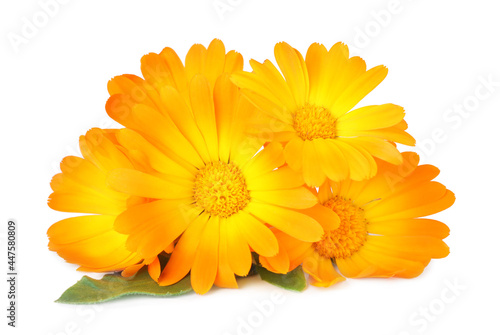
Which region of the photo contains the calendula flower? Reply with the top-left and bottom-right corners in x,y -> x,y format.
231,42 -> 415,186
47,128 -> 169,281
260,152 -> 454,287
99,39 -> 336,294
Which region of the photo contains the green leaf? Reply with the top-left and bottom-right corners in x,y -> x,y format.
256,265 -> 307,292
56,268 -> 192,304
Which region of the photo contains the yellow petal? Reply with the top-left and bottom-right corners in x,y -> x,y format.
260,242 -> 290,274
191,217 -> 220,294
214,73 -> 238,162
284,136 -> 304,171
107,168 -> 192,199
368,189 -> 455,222
48,215 -> 140,271
159,46 -> 188,98
296,204 -> 340,231
334,139 -> 377,181
324,55 -> 365,114
122,263 -> 144,277
131,103 -> 204,167
225,215 -> 252,276
115,199 -> 197,259
48,192 -> 125,215
368,218 -> 450,239
148,257 -> 161,282
248,59 -> 295,111
190,75 -> 219,161
141,52 -> 177,92
159,213 -> 209,286
330,64 -> 388,117
274,42 -> 309,106
313,139 -> 349,181
235,211 -> 278,257
243,142 -> 284,177
247,202 -> 323,242
337,104 -> 405,131
342,137 -> 403,166
307,254 -> 345,287
223,50 -> 244,73
214,218 -> 238,288
251,188 -> 317,209
231,70 -> 294,116
185,43 -> 207,82
247,166 -> 304,191
305,43 -> 328,104
159,86 -> 212,163
205,39 -> 226,87
302,140 -> 326,186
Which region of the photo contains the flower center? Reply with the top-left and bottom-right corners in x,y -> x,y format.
313,196 -> 368,259
292,104 -> 337,140
193,161 -> 250,218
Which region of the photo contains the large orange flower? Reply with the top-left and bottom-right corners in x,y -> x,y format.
231,42 -> 415,187
260,152 -> 454,287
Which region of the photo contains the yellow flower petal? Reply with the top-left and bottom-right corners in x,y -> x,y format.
214,217 -> 239,289
190,75 -> 219,161
251,188 -> 317,209
243,142 -> 284,177
191,217 -> 220,294
247,202 -> 323,242
274,42 -> 309,106
159,213 -> 209,286
107,168 -> 192,199
330,64 -> 388,117
225,215 -> 252,276
235,211 -> 279,257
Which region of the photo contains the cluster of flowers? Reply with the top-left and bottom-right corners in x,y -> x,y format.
48,39 -> 454,295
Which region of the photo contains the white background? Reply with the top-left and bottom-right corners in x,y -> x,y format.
1,0 -> 499,334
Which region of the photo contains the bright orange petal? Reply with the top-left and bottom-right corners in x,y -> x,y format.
214,218 -> 238,288
247,202 -> 323,242
251,188 -> 317,209
159,213 -> 209,286
191,217 -> 220,294
274,42 -> 309,106
236,211 -> 279,257
225,215 -> 252,276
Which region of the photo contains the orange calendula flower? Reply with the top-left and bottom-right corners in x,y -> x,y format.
47,128 -> 168,281
231,42 -> 416,186
48,39 -> 337,295
260,152 -> 455,287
